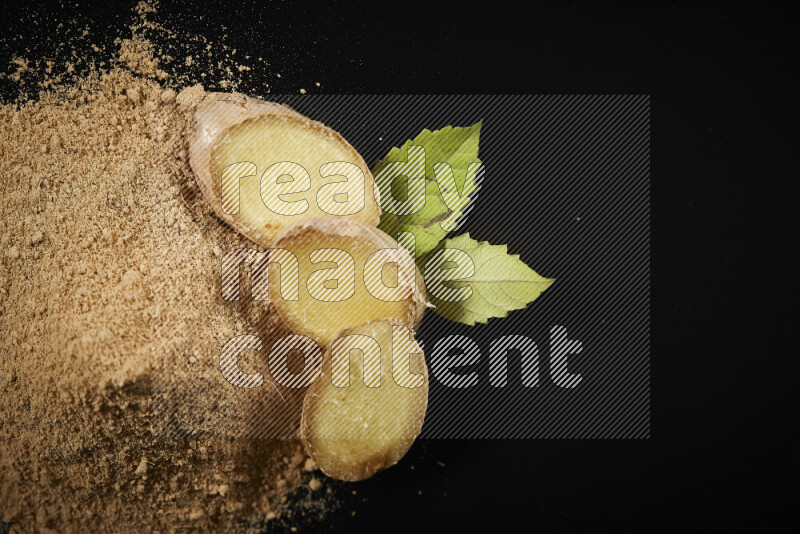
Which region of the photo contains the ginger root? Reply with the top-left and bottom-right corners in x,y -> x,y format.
269,218 -> 427,348
189,93 -> 380,247
301,319 -> 429,481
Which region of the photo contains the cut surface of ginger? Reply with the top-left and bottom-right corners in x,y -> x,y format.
210,115 -> 380,245
301,319 -> 428,481
268,218 -> 426,348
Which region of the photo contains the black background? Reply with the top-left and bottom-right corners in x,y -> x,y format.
2,1 -> 794,532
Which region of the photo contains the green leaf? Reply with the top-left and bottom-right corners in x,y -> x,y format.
375,123 -> 482,259
424,234 -> 554,325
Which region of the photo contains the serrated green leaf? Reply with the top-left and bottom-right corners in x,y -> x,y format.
375,123 -> 482,259
424,234 -> 554,325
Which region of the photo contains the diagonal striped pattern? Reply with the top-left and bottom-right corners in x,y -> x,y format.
220,161 -> 257,214
391,324 -> 427,389
423,248 -> 477,303
489,335 -> 540,388
219,334 -> 265,389
330,334 -> 382,388
317,161 -> 368,216
268,334 -> 323,389
220,247 -> 264,301
455,164 -> 485,231
363,246 -> 415,303
306,248 -> 356,302
373,145 -> 426,215
259,161 -> 311,216
152,95 -> 649,440
437,160 -> 481,232
219,247 -> 302,302
302,320 -> 428,454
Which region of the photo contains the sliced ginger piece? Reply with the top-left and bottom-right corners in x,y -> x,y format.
268,218 -> 427,348
190,92 -> 380,247
301,318 -> 429,481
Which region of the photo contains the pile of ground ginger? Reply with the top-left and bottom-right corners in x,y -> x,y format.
0,15 -> 329,534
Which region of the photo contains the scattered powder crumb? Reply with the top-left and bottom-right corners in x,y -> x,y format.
304,457 -> 318,472
134,458 -> 148,476
159,88 -> 176,103
175,83 -> 205,109
117,37 -> 169,80
8,58 -> 29,83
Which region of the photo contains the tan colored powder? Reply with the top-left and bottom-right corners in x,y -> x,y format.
0,41 -> 322,533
